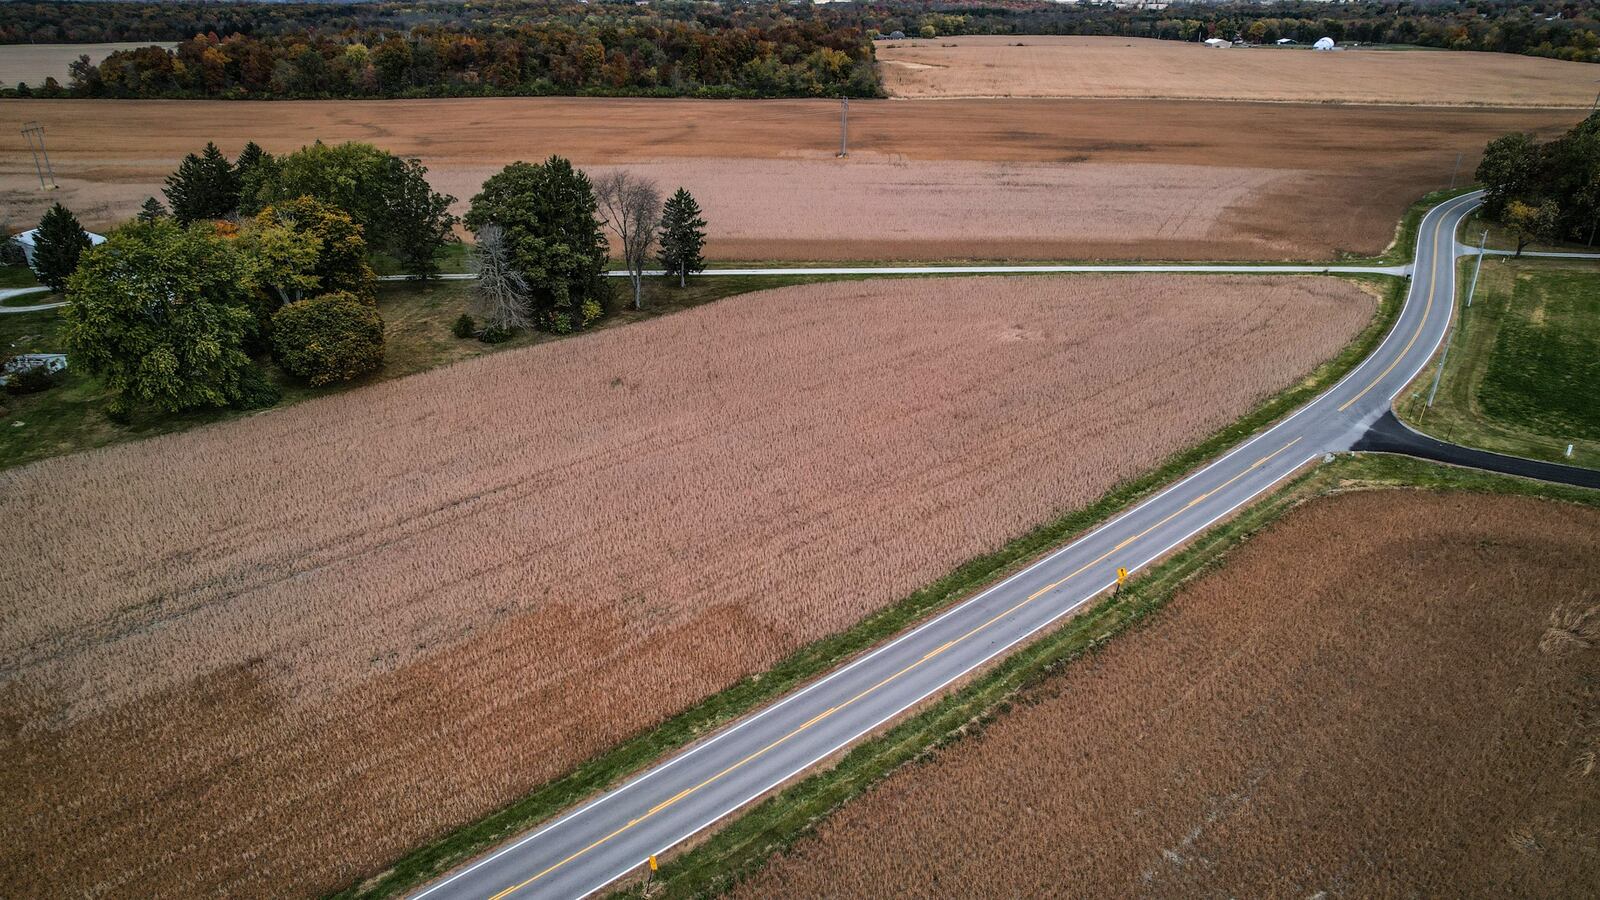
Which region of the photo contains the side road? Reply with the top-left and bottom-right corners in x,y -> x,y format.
1,264 -> 1412,315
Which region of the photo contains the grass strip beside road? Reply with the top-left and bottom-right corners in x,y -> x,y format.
334,274 -> 1406,899
1396,255 -> 1600,468
621,453 -> 1600,899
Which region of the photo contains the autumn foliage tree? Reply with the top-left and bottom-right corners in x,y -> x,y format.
1476,112 -> 1600,248
270,290 -> 385,386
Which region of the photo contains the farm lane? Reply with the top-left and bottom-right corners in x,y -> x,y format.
2,263 -> 1409,316
411,193 -> 1485,900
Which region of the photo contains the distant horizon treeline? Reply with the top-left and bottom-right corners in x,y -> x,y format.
4,1 -> 881,100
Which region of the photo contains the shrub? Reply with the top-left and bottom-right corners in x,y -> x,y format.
452,313 -> 477,338
270,291 -> 386,386
477,323 -> 512,343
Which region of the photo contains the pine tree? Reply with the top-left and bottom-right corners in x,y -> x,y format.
163,141 -> 241,224
137,197 -> 168,222
31,203 -> 91,292
657,187 -> 706,288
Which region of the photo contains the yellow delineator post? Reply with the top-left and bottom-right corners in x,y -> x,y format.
1115,567 -> 1128,596
643,854 -> 658,893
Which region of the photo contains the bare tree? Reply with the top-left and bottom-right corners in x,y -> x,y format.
469,225 -> 532,331
595,171 -> 663,311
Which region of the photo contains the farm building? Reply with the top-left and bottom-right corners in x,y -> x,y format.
12,227 -> 105,266
1314,37 -> 1337,50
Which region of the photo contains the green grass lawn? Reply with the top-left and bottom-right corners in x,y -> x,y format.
1397,256 -> 1600,467
0,274 -> 838,470
0,264 -> 43,289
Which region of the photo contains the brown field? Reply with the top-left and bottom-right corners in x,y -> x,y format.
731,489 -> 1600,899
0,274 -> 1373,897
0,98 -> 1579,259
878,35 -> 1599,107
0,42 -> 176,88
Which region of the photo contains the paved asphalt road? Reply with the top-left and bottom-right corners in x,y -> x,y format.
412,192 -> 1486,900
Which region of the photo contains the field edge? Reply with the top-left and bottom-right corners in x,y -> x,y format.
331,273 -> 1404,900
620,452 -> 1600,899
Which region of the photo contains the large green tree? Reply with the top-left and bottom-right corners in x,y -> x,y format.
1476,113 -> 1600,245
383,155 -> 459,279
62,219 -> 260,414
31,202 -> 91,292
464,156 -> 610,333
163,141 -> 241,224
246,141 -> 456,276
657,187 -> 707,288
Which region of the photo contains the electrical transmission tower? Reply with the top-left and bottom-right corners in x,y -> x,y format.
21,122 -> 58,190
837,97 -> 849,158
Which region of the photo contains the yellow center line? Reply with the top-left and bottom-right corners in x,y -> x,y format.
1338,202 -> 1452,413
486,435 -> 1304,899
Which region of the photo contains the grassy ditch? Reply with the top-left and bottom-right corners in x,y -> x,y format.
1397,255 -> 1600,468
333,273 -> 1406,899
621,452 -> 1600,898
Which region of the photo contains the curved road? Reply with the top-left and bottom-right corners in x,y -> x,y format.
413,192 -> 1483,900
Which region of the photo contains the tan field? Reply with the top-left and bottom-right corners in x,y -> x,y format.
878,35 -> 1599,107
732,489 -> 1600,898
0,98 -> 1579,260
0,42 -> 176,88
0,274 -> 1374,897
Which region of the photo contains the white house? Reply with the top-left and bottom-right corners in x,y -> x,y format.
12,227 -> 106,267
1203,37 -> 1230,48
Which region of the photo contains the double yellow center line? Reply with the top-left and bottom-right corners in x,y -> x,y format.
486,435 -> 1305,899
1337,197 -> 1459,413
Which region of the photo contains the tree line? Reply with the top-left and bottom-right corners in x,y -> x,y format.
5,1 -> 879,100
1476,111 -> 1600,253
9,141 -> 707,421
866,0 -> 1600,64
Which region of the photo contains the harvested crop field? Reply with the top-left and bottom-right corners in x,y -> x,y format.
0,274 -> 1373,897
0,42 -> 176,88
0,98 -> 1578,259
877,35 -> 1598,107
731,489 -> 1600,898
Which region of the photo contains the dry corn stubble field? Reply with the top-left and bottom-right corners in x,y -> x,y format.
0,98 -> 1578,259
877,35 -> 1599,107
730,489 -> 1600,899
0,274 -> 1374,897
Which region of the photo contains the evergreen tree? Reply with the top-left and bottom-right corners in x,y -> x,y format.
137,197 -> 168,222
657,187 -> 707,288
464,156 -> 610,334
163,141 -> 241,224
31,203 -> 91,292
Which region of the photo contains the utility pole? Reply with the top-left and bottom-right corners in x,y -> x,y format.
837,97 -> 849,158
21,122 -> 58,190
1466,230 -> 1486,308
1448,151 -> 1463,190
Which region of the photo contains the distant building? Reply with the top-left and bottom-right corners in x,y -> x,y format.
1313,37 -> 1337,50
1203,37 -> 1230,48
12,227 -> 106,267
1276,38 -> 1297,45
